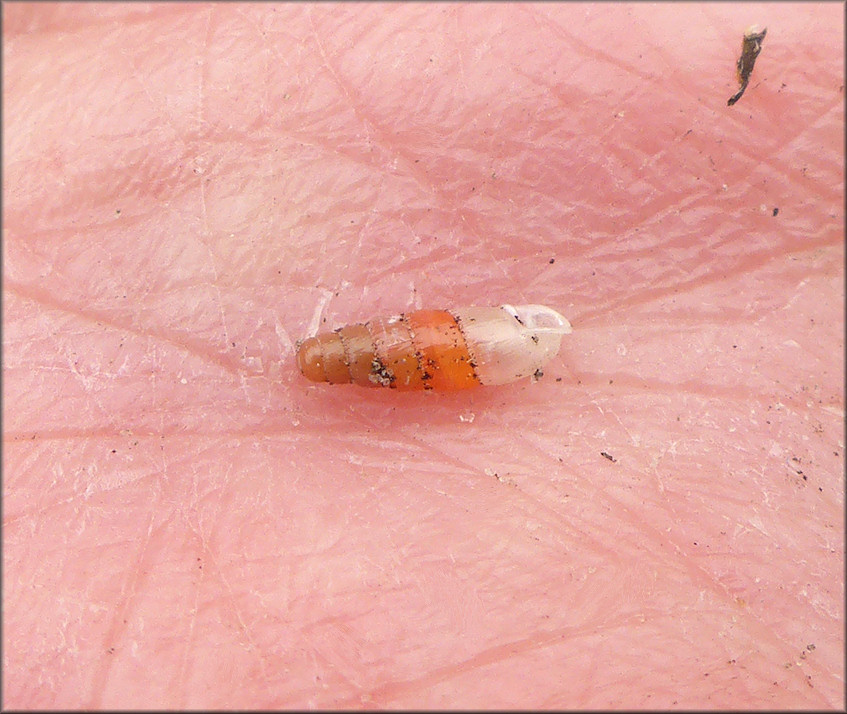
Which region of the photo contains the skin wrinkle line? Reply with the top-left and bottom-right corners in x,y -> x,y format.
345,611 -> 674,706
338,209 -> 377,288
198,6 -> 213,130
451,8 -> 468,96
305,630 -> 363,696
351,423 -> 481,483
174,542 -> 202,710
5,278 -> 255,380
233,8 -> 297,83
569,638 -> 599,709
340,406 -> 510,485
87,498 -> 167,708
5,378 -> 835,442
582,220 -> 827,281
77,346 -> 134,426
185,480 -> 275,694
362,252 -> 459,288
575,235 -> 837,327
307,12 -> 398,182
719,126 -> 842,195
327,614 -> 384,689
523,4 -> 654,84
700,5 -> 749,57
513,14 -> 689,176
395,397 -> 837,690
153,17 -> 686,293
5,492 -> 98,527
305,5 -> 515,243
392,423 -> 619,559
505,65 -> 838,226
723,100 -> 844,193
773,94 -> 845,159
7,107 -> 221,226
264,128 -> 411,185
194,8 -> 234,357
3,464 -> 158,525
3,428 -> 304,443
126,43 -> 182,143
342,375 -> 832,470
179,464 -> 268,683
583,489 -> 837,702
155,509 -> 195,707
411,143 -> 825,280
604,403 -> 638,448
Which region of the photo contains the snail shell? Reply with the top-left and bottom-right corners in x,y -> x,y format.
296,304 -> 572,391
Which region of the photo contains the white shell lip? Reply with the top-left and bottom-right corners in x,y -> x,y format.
501,304 -> 573,334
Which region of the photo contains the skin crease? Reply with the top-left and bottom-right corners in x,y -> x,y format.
3,2 -> 844,709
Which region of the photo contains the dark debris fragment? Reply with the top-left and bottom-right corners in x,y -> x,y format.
728,25 -> 767,106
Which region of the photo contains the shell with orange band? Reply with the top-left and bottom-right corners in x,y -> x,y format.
296,304 -> 572,390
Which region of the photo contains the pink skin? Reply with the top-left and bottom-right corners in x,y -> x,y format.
3,3 -> 843,709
